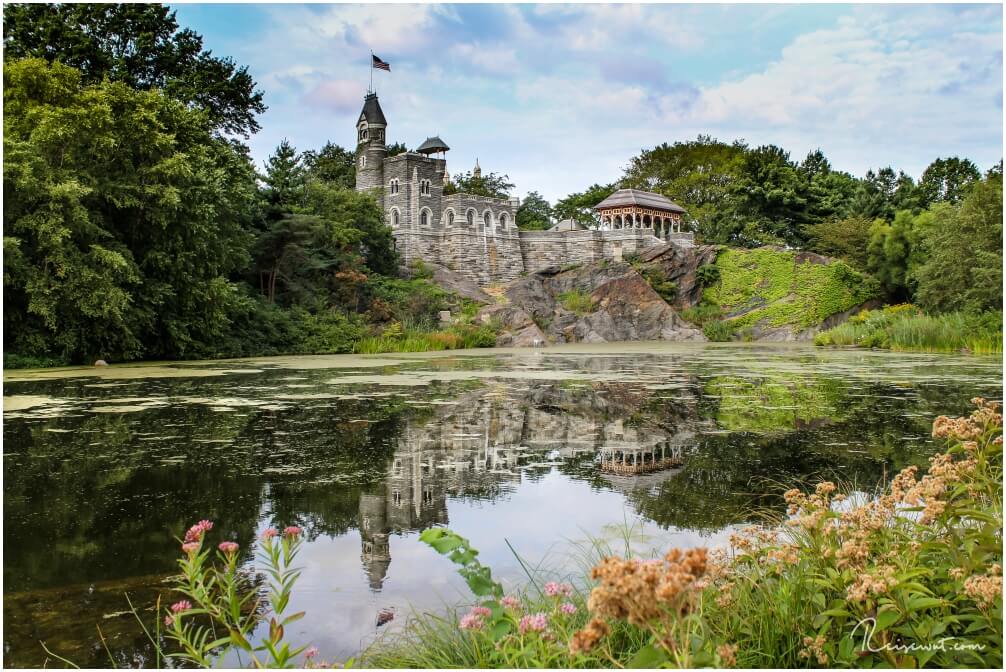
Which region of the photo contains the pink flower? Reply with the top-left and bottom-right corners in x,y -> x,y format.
184,519 -> 214,543
164,615 -> 174,627
560,602 -> 577,615
304,647 -> 319,659
218,541 -> 239,555
170,600 -> 192,613
470,606 -> 492,618
543,581 -> 573,597
283,526 -> 303,538
518,612 -> 549,634
459,612 -> 485,630
261,528 -> 279,540
181,542 -> 200,554
501,595 -> 520,609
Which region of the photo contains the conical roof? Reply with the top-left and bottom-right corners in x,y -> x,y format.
593,188 -> 685,213
416,136 -> 450,154
359,93 -> 387,126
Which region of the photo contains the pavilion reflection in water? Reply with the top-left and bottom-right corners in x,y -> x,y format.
358,382 -> 704,590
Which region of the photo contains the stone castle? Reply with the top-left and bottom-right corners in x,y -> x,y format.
355,92 -> 694,286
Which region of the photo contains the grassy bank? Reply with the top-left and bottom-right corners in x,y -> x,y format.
684,247 -> 880,341
366,400 -> 1003,668
815,305 -> 1003,354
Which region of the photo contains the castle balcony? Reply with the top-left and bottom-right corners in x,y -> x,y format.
444,192 -> 520,208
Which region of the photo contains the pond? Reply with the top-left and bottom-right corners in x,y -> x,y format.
3,343 -> 1002,667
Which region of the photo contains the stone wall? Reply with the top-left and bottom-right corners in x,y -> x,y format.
518,228 -> 691,274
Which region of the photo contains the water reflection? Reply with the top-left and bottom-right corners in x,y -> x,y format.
3,345 -> 1001,667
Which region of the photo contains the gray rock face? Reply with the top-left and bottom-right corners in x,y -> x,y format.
478,261 -> 704,346
637,242 -> 719,309
426,263 -> 493,304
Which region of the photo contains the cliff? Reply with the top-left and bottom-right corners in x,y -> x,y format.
454,243 -> 880,346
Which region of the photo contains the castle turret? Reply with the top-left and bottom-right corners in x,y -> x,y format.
356,93 -> 387,202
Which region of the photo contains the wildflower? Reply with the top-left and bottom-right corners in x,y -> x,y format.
164,615 -> 174,627
846,566 -> 897,602
184,519 -> 214,543
560,602 -> 577,615
717,643 -> 738,667
501,595 -> 520,609
284,526 -> 303,538
544,581 -> 573,597
304,647 -> 319,660
964,571 -> 1003,609
458,612 -> 484,630
170,600 -> 192,613
218,541 -> 239,555
469,606 -> 491,618
181,542 -> 200,554
949,567 -> 966,581
570,618 -> 609,654
518,612 -> 548,634
261,528 -> 279,540
799,634 -> 828,665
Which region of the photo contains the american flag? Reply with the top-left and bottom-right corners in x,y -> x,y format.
372,54 -> 391,71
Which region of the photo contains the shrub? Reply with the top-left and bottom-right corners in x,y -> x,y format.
703,320 -> 735,342
640,267 -> 678,304
680,302 -> 724,326
558,290 -> 596,316
696,263 -> 721,287
3,353 -> 70,369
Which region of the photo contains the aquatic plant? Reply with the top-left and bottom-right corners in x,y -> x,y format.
815,305 -> 1003,354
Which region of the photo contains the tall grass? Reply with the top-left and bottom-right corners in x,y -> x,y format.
352,321 -> 498,354
558,290 -> 596,316
816,305 -> 1003,354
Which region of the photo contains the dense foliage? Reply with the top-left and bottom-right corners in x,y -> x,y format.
516,191 -> 553,230
3,3 -> 265,137
444,170 -> 515,199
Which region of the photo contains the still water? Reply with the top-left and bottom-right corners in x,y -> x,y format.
3,343 -> 1002,667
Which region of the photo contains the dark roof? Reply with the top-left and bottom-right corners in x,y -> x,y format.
359,93 -> 386,126
416,136 -> 450,154
593,188 -> 686,213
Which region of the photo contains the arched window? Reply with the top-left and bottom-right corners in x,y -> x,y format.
360,155 -> 367,168
420,209 -> 429,227
446,210 -> 455,227
391,209 -> 400,228
483,211 -> 493,229
500,213 -> 509,230
467,209 -> 475,227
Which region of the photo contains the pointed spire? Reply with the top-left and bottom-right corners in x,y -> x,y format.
473,157 -> 481,178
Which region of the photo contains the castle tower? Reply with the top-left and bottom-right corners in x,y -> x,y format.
355,93 -> 387,204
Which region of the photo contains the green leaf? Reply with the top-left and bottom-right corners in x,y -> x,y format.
627,643 -> 668,669
429,536 -> 464,554
875,607 -> 900,630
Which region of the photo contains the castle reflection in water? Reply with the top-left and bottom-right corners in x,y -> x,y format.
357,379 -> 708,589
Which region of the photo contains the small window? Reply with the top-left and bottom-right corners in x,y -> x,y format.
483,211 -> 492,228
360,155 -> 367,168
447,210 -> 455,226
500,213 -> 509,229
392,209 -> 400,227
467,210 -> 475,227
420,210 -> 429,227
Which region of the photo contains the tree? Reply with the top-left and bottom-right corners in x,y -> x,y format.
805,216 -> 873,269
303,142 -> 355,189
911,173 -> 1003,313
866,210 -> 920,301
3,3 -> 265,136
516,191 -> 553,230
552,184 -> 617,228
444,170 -> 514,199
386,141 -> 408,157
4,58 -> 257,362
917,157 -> 981,208
731,144 -> 811,247
262,140 -> 307,215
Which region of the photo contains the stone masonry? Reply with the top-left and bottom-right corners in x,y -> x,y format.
355,93 -> 694,287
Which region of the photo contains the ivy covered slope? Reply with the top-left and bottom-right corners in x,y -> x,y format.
701,247 -> 880,340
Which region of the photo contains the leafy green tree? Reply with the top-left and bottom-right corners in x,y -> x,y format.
302,142 -> 355,189
444,170 -> 514,199
729,144 -> 811,247
805,216 -> 873,269
866,210 -> 920,301
516,191 -> 553,230
912,173 -> 1003,313
917,157 -> 981,208
552,183 -> 617,228
386,141 -> 408,157
4,58 -> 257,362
3,3 -> 265,136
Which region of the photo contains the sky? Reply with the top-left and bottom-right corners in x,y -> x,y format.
171,2 -> 1004,202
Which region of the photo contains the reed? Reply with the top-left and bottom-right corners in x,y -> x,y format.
816,305 -> 1002,354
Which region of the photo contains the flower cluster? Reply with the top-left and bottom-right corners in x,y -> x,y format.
963,564 -> 1003,609
184,519 -> 214,543
501,595 -> 520,609
543,581 -> 573,597
798,634 -> 828,665
569,618 -> 609,655
218,541 -> 239,555
458,605 -> 492,630
518,612 -> 548,634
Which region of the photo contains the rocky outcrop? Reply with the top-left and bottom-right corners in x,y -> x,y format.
477,261 -> 705,345
637,242 -> 719,309
426,263 -> 493,304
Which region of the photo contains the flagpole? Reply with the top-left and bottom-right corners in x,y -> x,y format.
369,50 -> 374,94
